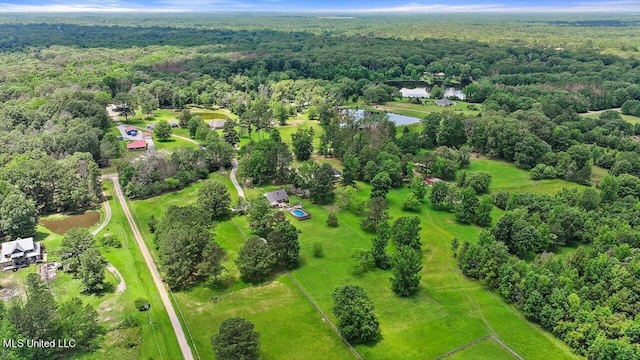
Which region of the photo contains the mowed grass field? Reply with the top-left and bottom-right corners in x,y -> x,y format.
344,99 -> 481,119
127,155 -> 583,360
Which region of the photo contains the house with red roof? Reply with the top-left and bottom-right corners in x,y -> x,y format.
127,140 -> 147,151
423,177 -> 443,186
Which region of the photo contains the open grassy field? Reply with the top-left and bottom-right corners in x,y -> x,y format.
449,337 -> 516,359
584,112 -> 640,124
126,153 -> 583,360
344,99 -> 481,120
467,157 -> 585,194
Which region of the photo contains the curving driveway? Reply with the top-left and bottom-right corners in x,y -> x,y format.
230,158 -> 245,199
92,189 -> 127,294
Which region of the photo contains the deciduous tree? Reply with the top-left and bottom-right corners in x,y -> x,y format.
212,317 -> 261,360
391,246 -> 423,296
0,191 -> 38,239
154,119 -> 172,141
332,285 -> 380,344
197,181 -> 231,221
236,236 -> 275,283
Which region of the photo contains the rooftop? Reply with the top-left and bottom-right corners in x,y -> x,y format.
127,139 -> 147,149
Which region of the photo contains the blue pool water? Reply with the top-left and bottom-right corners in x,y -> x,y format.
292,209 -> 307,217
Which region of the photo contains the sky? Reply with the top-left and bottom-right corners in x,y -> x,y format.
1,0 -> 639,13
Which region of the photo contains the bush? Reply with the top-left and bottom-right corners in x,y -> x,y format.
102,234 -> 121,248
530,164 -> 557,180
493,191 -> 510,210
401,193 -> 422,212
326,212 -> 339,227
118,315 -> 139,329
134,298 -> 150,311
459,171 -> 492,194
313,242 -> 324,258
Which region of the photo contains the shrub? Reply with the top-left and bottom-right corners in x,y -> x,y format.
118,315 -> 139,329
313,242 -> 324,258
326,212 -> 339,227
401,193 -> 422,212
102,234 -> 121,248
134,298 -> 150,311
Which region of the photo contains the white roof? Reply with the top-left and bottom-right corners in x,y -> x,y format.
1,237 -> 37,259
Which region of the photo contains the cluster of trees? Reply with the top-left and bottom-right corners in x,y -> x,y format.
239,130 -> 292,185
1,151 -> 101,214
458,177 -> 640,358
153,204 -> 227,288
61,228 -> 108,293
289,161 -> 337,204
236,196 -> 300,282
427,180 -> 493,227
119,142 -> 232,198
0,274 -> 102,360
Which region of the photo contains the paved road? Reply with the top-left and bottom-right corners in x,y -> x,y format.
230,159 -> 245,199
106,174 -> 194,360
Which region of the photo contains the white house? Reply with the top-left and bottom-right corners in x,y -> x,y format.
1,237 -> 45,271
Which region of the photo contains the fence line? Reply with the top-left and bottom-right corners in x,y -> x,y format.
285,273 -> 363,360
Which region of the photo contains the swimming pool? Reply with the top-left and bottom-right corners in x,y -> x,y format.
290,208 -> 311,220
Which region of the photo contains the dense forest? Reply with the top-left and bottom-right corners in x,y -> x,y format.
1,13 -> 640,360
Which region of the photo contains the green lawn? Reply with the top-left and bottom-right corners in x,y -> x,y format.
584,112 -> 640,124
348,99 -> 481,119
124,154 -> 582,360
467,157 -> 584,194
449,338 -> 516,360
89,181 -> 183,360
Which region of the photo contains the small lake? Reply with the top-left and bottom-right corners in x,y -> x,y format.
399,87 -> 466,100
39,211 -> 101,235
347,110 -> 422,126
195,113 -> 229,120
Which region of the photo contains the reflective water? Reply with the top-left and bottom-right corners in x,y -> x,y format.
347,110 -> 422,126
39,211 -> 100,235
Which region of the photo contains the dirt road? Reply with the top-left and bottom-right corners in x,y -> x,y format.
106,174 -> 194,360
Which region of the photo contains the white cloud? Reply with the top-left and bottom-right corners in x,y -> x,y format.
330,1 -> 640,13
0,3 -> 186,12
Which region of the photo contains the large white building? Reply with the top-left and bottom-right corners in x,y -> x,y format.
1,237 -> 45,271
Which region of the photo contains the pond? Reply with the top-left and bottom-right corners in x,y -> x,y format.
194,112 -> 229,120
346,109 -> 422,126
39,211 -> 101,235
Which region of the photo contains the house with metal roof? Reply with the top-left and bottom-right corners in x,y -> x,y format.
1,237 -> 45,271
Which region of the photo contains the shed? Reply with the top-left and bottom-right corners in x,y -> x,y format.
169,121 -> 179,128
125,127 -> 138,136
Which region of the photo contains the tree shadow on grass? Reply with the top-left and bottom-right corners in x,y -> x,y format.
84,281 -> 116,297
